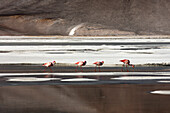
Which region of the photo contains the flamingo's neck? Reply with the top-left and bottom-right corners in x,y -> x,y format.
129,64 -> 134,68
129,64 -> 133,66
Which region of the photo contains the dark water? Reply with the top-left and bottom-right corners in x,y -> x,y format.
1,84 -> 170,113
1,36 -> 170,113
1,72 -> 170,113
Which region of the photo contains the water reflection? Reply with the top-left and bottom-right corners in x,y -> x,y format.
44,74 -> 54,78
2,71 -> 170,113
1,84 -> 170,113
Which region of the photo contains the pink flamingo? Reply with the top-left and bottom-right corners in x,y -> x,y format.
75,61 -> 87,72
120,59 -> 134,72
42,61 -> 56,72
93,61 -> 104,72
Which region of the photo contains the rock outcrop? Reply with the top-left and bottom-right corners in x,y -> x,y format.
0,0 -> 169,36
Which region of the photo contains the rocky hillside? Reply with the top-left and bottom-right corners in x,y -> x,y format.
0,0 -> 169,36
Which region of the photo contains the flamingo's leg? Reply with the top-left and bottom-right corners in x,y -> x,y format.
121,64 -> 124,72
49,67 -> 52,72
99,66 -> 101,72
75,66 -> 78,72
80,66 -> 83,72
95,66 -> 97,72
126,65 -> 129,72
44,67 -> 47,72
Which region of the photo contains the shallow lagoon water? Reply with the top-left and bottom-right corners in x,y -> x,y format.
1,72 -> 170,113
0,36 -> 170,113
1,70 -> 170,113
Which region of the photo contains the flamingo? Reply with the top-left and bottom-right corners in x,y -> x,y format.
120,59 -> 134,72
93,61 -> 104,72
75,61 -> 87,72
42,61 -> 56,72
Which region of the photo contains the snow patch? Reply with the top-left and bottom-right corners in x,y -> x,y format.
69,23 -> 84,36
157,81 -> 170,83
150,90 -> 170,95
111,76 -> 170,80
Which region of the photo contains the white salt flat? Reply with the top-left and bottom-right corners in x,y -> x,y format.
61,78 -> 98,82
150,90 -> 170,95
7,77 -> 61,82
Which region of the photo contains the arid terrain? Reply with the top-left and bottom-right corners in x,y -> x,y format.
0,0 -> 170,36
